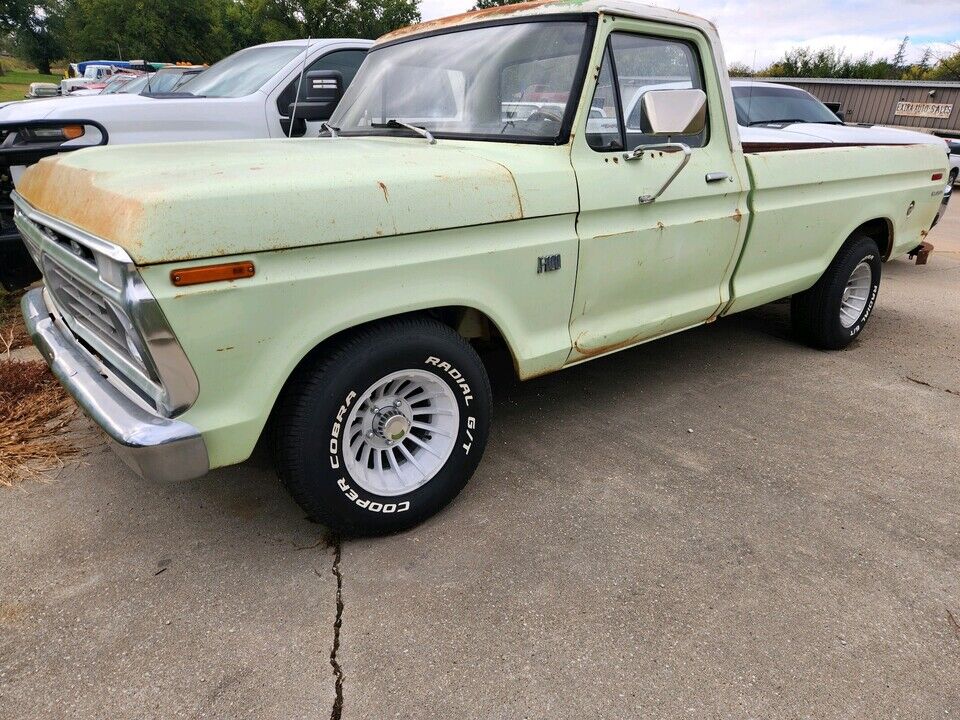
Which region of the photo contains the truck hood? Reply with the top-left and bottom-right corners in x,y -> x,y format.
747,121 -> 944,146
16,137 -> 536,265
0,93 -> 155,121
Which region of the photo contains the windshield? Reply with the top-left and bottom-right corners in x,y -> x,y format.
100,75 -> 138,94
145,69 -> 193,93
330,21 -> 590,142
177,45 -> 304,98
733,85 -> 841,125
118,75 -> 150,94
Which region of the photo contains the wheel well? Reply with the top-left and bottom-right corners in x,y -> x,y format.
853,218 -> 894,261
262,306 -> 517,449
282,306 -> 514,394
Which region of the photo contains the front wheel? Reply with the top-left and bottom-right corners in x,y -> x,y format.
791,234 -> 881,350
275,317 -> 491,535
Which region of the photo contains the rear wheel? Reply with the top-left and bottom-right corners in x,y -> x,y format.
791,234 -> 881,350
275,317 -> 491,535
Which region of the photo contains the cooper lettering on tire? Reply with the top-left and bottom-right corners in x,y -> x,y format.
276,317 -> 491,535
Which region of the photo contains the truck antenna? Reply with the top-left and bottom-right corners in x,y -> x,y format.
288,37 -> 311,139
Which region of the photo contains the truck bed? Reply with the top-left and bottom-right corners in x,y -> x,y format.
727,143 -> 948,314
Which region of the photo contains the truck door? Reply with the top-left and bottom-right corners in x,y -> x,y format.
568,23 -> 747,361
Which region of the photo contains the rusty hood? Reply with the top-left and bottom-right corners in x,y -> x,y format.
16,136 -> 532,265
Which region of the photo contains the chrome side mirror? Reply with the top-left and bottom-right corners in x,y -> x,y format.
639,88 -> 707,136
621,89 -> 707,205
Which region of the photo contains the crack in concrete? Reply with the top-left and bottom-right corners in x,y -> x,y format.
906,376 -> 960,397
329,537 -> 345,720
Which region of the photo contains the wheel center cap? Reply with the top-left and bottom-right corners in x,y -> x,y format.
374,407 -> 410,441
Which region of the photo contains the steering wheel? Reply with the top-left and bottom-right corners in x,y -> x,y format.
526,107 -> 564,124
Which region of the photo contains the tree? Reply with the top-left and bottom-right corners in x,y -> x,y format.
63,0 -> 234,63
925,44 -> 960,81
472,0 -> 524,10
0,2 -> 67,74
221,0 -> 420,47
727,62 -> 753,77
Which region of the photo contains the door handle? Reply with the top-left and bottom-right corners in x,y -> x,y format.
705,171 -> 730,183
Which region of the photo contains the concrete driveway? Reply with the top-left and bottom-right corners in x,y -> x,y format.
2,213 -> 959,719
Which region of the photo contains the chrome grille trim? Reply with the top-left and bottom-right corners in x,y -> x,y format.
12,191 -> 199,417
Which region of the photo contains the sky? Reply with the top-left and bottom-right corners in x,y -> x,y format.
418,0 -> 959,68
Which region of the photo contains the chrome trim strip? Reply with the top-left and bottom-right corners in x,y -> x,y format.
22,288 -> 209,482
12,191 -> 133,263
12,192 -> 200,416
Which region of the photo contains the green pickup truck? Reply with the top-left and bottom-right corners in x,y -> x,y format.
15,0 -> 948,534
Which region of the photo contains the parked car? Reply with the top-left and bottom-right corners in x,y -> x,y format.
16,1 -> 948,535
730,80 -> 948,148
0,38 -> 372,290
947,139 -> 959,186
69,72 -> 144,96
25,82 -> 60,99
60,64 -> 119,94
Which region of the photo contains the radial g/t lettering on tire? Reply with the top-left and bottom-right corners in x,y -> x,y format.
275,317 -> 491,535
791,234 -> 882,350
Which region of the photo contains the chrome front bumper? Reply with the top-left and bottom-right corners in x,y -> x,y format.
22,287 -> 209,482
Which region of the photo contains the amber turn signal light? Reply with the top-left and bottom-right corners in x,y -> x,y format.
62,125 -> 85,140
171,261 -> 255,287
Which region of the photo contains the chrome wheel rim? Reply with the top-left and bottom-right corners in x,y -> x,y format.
343,370 -> 459,496
840,261 -> 872,328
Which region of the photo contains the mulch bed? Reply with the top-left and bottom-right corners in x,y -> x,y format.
0,289 -> 29,353
0,359 -> 78,486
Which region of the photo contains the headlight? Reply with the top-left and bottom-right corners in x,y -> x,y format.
20,125 -> 85,142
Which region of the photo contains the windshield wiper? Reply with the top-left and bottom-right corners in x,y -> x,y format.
371,119 -> 436,145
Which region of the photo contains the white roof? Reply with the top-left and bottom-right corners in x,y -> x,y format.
255,38 -> 374,49
377,1 -> 718,45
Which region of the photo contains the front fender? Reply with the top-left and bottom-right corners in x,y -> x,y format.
140,215 -> 579,469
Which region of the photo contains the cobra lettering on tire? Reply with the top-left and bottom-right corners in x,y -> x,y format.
276,317 -> 491,536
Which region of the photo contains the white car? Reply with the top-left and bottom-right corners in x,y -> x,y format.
730,80 -> 946,148
0,38 -> 372,290
60,64 -> 118,94
602,78 -> 946,149
946,139 -> 959,186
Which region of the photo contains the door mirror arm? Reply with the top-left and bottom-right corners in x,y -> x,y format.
622,142 -> 692,205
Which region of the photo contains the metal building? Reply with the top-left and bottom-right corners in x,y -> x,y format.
755,78 -> 960,137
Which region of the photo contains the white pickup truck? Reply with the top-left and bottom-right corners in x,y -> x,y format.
0,38 -> 371,290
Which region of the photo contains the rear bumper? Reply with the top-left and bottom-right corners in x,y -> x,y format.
21,287 -> 209,482
932,181 -> 952,228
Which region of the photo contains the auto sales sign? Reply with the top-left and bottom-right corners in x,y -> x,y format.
894,101 -> 954,120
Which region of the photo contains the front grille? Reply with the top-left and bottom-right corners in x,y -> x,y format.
43,259 -> 135,362
14,194 -> 197,415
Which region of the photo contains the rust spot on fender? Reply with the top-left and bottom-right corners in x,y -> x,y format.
17,156 -> 146,251
378,181 -> 389,202
732,208 -> 743,223
378,0 -> 554,43
572,329 -> 654,360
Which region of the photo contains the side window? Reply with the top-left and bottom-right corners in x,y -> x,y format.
586,46 -> 624,151
585,32 -> 707,152
277,49 -> 367,115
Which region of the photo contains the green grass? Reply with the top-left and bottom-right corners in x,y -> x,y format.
0,68 -> 62,102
